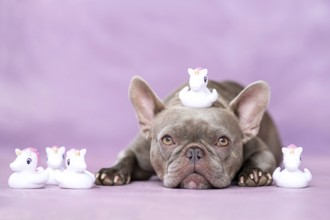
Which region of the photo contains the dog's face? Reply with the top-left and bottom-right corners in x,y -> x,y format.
150,107 -> 243,189
129,77 -> 269,189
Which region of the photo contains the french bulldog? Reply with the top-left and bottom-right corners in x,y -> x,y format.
95,76 -> 282,189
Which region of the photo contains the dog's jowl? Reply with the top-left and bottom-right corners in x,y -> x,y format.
96,76 -> 282,189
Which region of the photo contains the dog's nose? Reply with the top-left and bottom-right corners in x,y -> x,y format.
186,147 -> 204,162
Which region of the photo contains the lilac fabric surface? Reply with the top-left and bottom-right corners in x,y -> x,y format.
1,152 -> 329,220
1,0 -> 330,219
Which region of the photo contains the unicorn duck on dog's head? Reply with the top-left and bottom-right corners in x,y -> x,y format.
272,144 -> 312,188
179,68 -> 218,108
56,149 -> 95,189
8,148 -> 49,189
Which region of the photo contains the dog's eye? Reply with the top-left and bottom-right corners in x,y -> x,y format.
217,136 -> 229,147
161,135 -> 175,145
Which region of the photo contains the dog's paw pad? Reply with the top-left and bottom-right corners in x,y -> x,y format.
238,169 -> 272,187
95,168 -> 131,186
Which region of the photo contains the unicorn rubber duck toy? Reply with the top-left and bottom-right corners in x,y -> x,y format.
8,148 -> 49,189
179,68 -> 218,108
56,149 -> 95,189
273,144 -> 312,188
45,146 -> 66,185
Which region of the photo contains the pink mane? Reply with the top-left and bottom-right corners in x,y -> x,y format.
24,147 -> 40,160
287,144 -> 297,149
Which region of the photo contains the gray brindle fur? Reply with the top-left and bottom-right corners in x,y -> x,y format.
96,76 -> 282,189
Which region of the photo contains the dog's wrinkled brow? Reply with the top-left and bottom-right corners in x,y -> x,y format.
157,119 -> 233,143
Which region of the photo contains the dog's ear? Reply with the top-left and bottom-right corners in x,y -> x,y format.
129,76 -> 165,139
229,81 -> 270,143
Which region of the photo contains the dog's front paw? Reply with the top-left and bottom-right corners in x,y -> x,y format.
95,167 -> 131,186
238,169 -> 272,187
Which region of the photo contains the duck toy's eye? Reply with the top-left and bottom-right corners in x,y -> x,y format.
67,159 -> 70,166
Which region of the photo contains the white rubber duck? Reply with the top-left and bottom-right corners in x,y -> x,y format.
273,144 -> 312,188
179,68 -> 218,108
45,146 -> 66,185
8,148 -> 49,189
56,149 -> 95,189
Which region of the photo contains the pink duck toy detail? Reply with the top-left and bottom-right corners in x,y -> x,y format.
272,144 -> 312,188
56,149 -> 95,189
8,148 -> 49,189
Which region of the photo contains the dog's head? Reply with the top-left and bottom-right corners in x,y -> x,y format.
129,76 -> 269,189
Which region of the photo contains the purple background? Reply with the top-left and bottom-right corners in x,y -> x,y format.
1,1 -> 330,220
1,0 -> 330,164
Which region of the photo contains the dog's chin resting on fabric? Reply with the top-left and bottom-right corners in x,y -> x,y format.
96,76 -> 282,189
